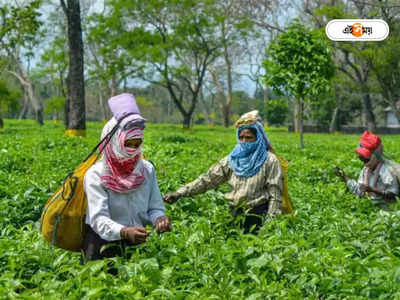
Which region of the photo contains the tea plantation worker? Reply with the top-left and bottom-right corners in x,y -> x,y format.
335,130 -> 399,209
164,110 -> 283,233
83,93 -> 171,261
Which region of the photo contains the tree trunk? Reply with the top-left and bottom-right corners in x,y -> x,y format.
0,118 -> 3,129
26,81 -> 43,125
329,107 -> 340,133
204,111 -> 213,126
111,76 -> 117,96
294,100 -> 300,133
380,86 -> 400,126
8,69 -> 43,125
18,91 -> 29,119
222,103 -> 231,128
199,88 -> 213,125
361,91 -> 376,132
61,0 -> 86,136
64,92 -> 69,127
123,77 -> 128,93
7,47 -> 43,124
183,113 -> 192,129
264,87 -> 270,104
98,82 -> 106,121
222,43 -> 233,128
36,108 -> 44,125
298,99 -> 304,149
167,98 -> 171,120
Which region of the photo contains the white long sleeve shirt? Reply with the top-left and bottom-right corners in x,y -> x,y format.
84,159 -> 166,241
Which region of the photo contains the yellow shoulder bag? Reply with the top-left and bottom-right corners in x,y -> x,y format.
40,121 -> 122,252
271,150 -> 294,214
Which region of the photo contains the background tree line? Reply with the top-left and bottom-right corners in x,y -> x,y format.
0,0 -> 399,135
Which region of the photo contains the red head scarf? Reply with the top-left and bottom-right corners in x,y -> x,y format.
355,131 -> 381,159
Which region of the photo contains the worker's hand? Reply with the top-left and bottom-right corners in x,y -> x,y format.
155,216 -> 171,233
163,192 -> 181,204
334,166 -> 347,181
120,226 -> 149,244
359,184 -> 371,193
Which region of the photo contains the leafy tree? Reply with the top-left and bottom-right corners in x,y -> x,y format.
263,21 -> 334,148
0,0 -> 44,124
85,11 -> 139,121
131,84 -> 174,123
264,99 -> 288,126
307,1 -> 385,131
44,96 -> 65,121
206,0 -> 255,128
106,0 -> 222,128
327,74 -> 362,132
0,80 -> 21,125
33,11 -> 68,121
363,9 -> 400,123
39,35 -> 68,99
231,90 -> 262,117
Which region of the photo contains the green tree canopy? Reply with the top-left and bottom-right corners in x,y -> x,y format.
264,99 -> 288,126
263,20 -> 334,147
44,96 -> 65,120
0,79 -> 21,118
104,0 -> 222,128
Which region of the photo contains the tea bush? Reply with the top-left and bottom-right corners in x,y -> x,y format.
1,119 -> 400,299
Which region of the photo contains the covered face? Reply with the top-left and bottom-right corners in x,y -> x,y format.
355,130 -> 383,169
228,111 -> 271,178
99,94 -> 147,193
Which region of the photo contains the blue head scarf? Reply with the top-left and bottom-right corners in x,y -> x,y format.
227,121 -> 270,178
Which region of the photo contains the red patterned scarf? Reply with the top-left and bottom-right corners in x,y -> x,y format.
100,123 -> 145,193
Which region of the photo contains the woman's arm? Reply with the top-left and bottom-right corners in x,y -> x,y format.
164,157 -> 231,203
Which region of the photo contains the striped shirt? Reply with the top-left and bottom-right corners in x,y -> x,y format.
346,163 -> 399,204
176,152 -> 283,216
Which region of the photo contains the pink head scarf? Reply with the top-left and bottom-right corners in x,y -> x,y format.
99,117 -> 146,193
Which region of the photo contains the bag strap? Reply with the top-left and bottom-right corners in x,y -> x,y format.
61,114 -> 135,201
82,113 -> 135,162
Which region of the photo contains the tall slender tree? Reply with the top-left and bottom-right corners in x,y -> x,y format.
263,21 -> 334,148
60,0 -> 85,136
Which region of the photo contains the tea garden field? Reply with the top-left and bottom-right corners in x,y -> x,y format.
1,119 -> 400,299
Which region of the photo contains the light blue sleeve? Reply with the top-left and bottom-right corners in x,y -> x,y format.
146,165 -> 166,226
